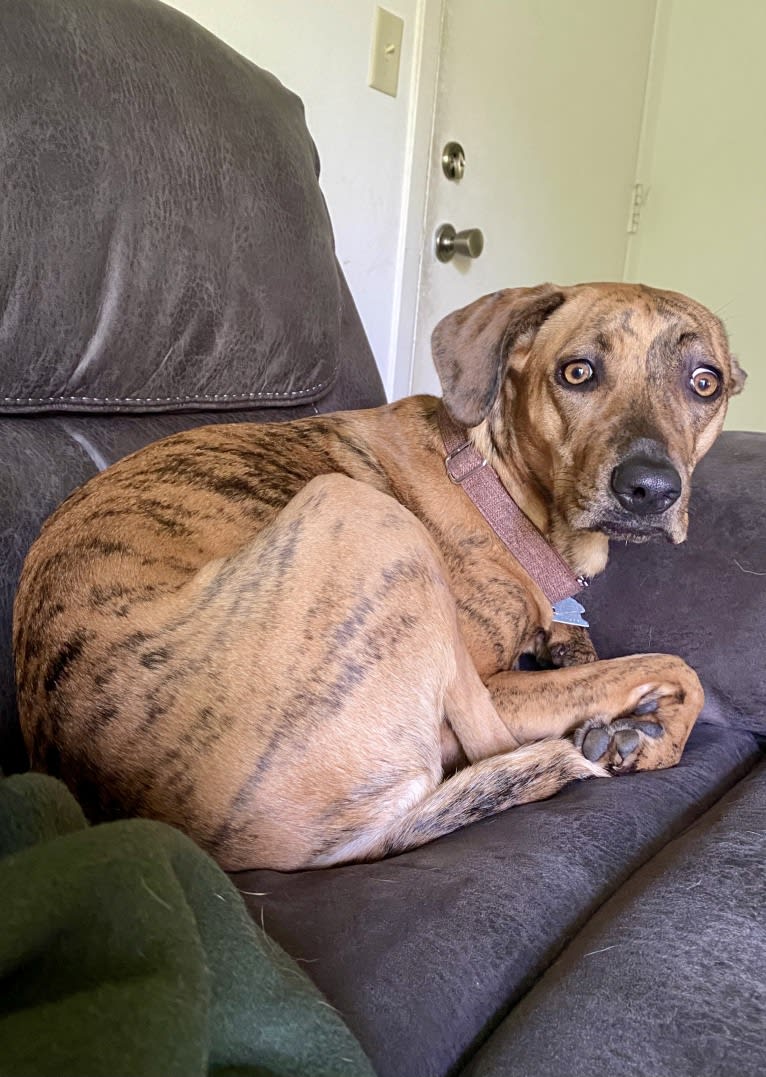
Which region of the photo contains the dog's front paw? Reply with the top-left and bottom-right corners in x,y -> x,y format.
543,625 -> 598,669
572,712 -> 664,774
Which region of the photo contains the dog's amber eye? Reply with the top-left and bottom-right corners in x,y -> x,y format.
561,360 -> 594,386
690,367 -> 720,398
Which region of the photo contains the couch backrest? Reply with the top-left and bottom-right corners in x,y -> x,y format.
0,0 -> 384,416
0,0 -> 385,771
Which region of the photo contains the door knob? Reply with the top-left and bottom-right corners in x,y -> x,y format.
435,223 -> 484,263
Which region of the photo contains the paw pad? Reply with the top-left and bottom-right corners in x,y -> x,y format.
573,715 -> 664,772
579,724 -> 610,762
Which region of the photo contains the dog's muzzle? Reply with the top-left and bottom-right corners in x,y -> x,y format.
610,454 -> 682,517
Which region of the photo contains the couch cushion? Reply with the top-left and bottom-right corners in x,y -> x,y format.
232,723 -> 761,1077
0,0 -> 369,413
461,754 -> 766,1077
585,432 -> 766,736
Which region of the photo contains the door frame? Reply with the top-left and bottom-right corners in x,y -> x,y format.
385,0 -> 445,401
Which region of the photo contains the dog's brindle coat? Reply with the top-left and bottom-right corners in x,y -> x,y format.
14,284 -> 745,870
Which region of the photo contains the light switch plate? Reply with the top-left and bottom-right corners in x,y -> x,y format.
368,7 -> 404,97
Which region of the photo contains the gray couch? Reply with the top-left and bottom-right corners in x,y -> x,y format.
1,2 -> 764,1075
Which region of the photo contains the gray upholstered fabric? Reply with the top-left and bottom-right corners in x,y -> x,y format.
0,0 -> 371,413
586,431 -> 766,736
233,723 -> 762,1077
462,755 -> 766,1077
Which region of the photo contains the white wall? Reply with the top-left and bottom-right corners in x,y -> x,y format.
165,0 -> 431,396
626,0 -> 766,432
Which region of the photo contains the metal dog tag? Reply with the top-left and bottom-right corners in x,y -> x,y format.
551,597 -> 589,628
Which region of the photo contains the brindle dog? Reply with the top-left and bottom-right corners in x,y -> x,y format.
14,284 -> 745,870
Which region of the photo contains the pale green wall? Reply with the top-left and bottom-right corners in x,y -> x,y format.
625,0 -> 766,432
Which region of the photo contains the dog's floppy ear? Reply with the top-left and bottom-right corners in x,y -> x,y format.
431,284 -> 567,427
729,354 -> 747,395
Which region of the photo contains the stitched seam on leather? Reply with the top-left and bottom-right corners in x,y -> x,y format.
0,378 -> 335,406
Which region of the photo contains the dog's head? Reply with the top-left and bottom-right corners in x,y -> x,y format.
432,283 -> 745,571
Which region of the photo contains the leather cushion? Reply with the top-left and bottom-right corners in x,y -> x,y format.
232,723 -> 761,1077
462,754 -> 766,1077
0,0 -> 347,413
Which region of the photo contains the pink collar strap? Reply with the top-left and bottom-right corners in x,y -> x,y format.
438,405 -> 585,606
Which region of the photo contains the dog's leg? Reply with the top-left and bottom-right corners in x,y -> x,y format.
536,623 -> 598,668
84,472 -> 592,871
175,473 -> 603,870
298,509 -> 609,866
486,654 -> 704,773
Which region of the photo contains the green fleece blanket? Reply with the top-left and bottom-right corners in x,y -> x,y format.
0,774 -> 375,1077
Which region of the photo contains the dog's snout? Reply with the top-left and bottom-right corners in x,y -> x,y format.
610,456 -> 682,516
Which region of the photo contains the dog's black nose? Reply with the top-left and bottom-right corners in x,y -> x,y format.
610,456 -> 682,515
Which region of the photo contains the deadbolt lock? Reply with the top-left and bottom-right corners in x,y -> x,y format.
441,141 -> 466,181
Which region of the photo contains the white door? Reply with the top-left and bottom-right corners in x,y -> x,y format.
409,0 -> 658,397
